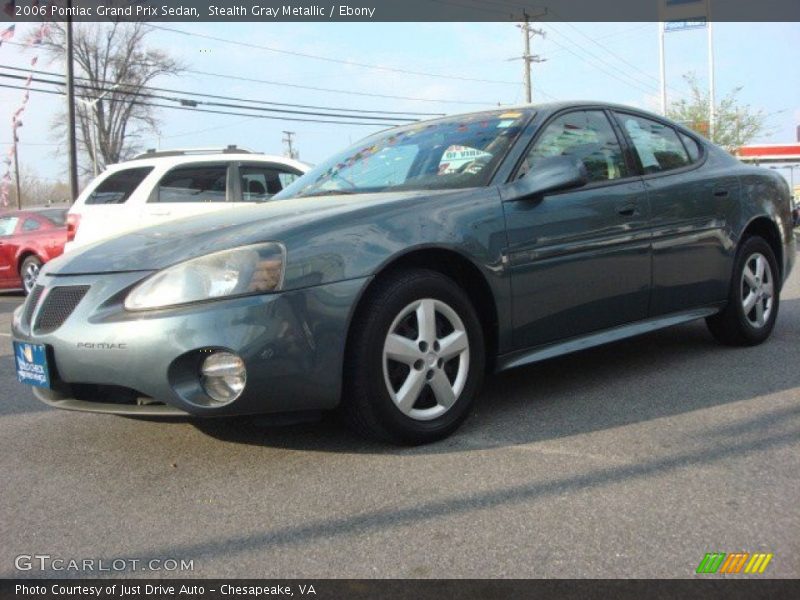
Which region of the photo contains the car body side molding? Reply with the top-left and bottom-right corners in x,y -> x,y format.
496,305 -> 723,372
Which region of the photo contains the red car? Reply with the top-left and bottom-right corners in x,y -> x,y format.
0,207 -> 68,294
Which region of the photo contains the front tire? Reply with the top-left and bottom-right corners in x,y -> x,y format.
20,255 -> 42,295
343,269 -> 485,444
706,236 -> 780,346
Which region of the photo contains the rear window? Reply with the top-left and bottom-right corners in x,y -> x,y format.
616,113 -> 690,173
679,132 -> 702,163
86,167 -> 153,205
39,209 -> 67,226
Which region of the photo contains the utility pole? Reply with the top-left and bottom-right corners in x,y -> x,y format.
517,14 -> 546,104
65,2 -> 79,202
282,131 -> 298,159
13,140 -> 21,209
658,21 -> 667,116
707,19 -> 716,142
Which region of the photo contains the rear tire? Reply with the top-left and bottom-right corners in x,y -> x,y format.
19,255 -> 42,295
706,236 -> 780,346
343,269 -> 485,445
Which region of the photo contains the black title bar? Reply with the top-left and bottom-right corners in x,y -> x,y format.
2,0 -> 799,23
3,579 -> 800,600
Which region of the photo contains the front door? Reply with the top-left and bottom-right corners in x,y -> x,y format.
502,109 -> 652,349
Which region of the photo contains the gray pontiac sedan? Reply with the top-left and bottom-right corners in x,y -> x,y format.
12,103 -> 796,444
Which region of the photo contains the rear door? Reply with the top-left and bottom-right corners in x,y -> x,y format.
233,162 -> 304,205
140,162 -> 232,227
72,166 -> 154,246
612,111 -> 736,315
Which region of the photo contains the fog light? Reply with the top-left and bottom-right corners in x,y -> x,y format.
200,352 -> 246,405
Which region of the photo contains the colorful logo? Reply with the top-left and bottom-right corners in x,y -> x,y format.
696,552 -> 773,574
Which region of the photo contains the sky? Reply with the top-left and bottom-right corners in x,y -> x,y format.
0,21 -> 798,188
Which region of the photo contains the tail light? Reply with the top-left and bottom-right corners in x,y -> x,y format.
66,213 -> 80,242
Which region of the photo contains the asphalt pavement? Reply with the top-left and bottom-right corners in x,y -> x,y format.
0,268 -> 798,579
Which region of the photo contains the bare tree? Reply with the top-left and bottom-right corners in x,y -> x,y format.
18,167 -> 71,208
37,22 -> 183,174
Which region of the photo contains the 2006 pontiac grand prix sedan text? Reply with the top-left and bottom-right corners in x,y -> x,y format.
12,103 -> 796,444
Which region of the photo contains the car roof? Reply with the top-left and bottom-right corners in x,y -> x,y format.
392,101 -> 682,128
372,101 -> 702,143
0,206 -> 68,217
103,152 -> 310,173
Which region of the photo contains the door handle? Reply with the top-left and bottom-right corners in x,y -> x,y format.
149,210 -> 171,216
616,203 -> 638,217
713,189 -> 729,198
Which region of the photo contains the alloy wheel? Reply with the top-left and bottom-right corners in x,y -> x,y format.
23,262 -> 40,294
740,252 -> 773,328
382,298 -> 470,421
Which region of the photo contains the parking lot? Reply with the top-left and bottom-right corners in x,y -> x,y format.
0,267 -> 798,579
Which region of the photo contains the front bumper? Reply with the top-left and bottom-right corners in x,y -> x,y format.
12,271 -> 368,416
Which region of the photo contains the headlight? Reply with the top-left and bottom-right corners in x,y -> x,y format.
124,242 -> 285,311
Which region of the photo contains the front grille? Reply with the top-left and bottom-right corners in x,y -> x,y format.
33,285 -> 90,334
23,284 -> 44,326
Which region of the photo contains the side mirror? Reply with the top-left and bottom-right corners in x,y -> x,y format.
501,155 -> 589,202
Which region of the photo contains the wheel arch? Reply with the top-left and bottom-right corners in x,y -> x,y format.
343,246 -> 500,375
16,249 -> 42,275
740,216 -> 783,283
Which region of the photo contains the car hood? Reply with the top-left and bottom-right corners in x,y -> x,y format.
46,190 -> 448,276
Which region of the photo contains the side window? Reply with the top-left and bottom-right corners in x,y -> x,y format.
156,165 -> 228,203
679,132 -> 702,163
239,165 -> 298,202
278,172 -> 300,189
617,113 -> 691,173
22,218 -> 41,231
86,167 -> 153,205
520,110 -> 628,183
0,217 -> 19,235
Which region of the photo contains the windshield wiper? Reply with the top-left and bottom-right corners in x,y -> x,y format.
299,189 -> 357,198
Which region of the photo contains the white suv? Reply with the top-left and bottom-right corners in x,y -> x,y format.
64,147 -> 309,252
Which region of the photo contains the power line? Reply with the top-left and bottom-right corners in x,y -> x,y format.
147,24 -> 518,85
0,64 -> 440,118
542,25 -> 667,97
0,71 -> 419,123
550,19 -> 691,98
545,25 -> 652,58
185,68 -> 499,106
429,0 -> 689,100
1,37 -> 504,107
0,82 -> 403,127
543,22 -> 692,101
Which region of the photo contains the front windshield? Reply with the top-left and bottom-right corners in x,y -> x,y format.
277,110 -> 531,199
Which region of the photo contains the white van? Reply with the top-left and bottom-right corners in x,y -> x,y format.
65,147 -> 309,252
